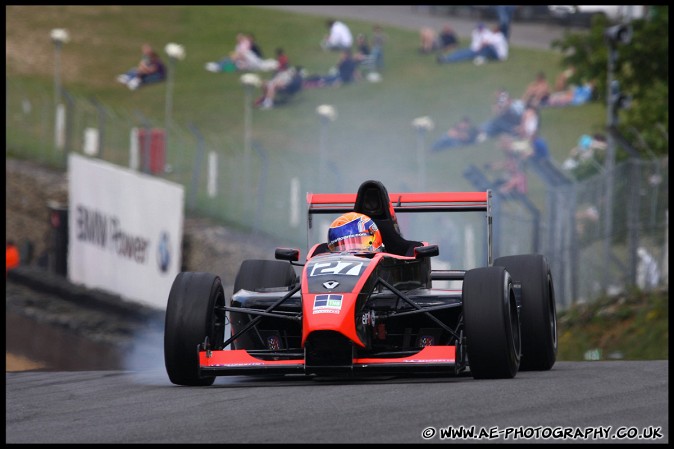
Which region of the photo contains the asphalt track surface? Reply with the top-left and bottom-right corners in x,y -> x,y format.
5,361 -> 668,444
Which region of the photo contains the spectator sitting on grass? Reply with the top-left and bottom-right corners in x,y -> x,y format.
521,71 -> 551,108
419,23 -> 458,55
437,23 -> 507,65
254,66 -> 303,110
321,19 -> 353,51
561,133 -> 607,171
355,33 -> 371,59
476,89 -> 524,142
303,49 -> 359,88
547,80 -> 596,107
430,116 -> 479,152
116,43 -> 166,90
205,33 -> 278,73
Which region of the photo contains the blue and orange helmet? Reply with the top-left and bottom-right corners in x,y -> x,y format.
327,212 -> 384,253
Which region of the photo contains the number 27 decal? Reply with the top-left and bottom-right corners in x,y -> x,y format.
310,261 -> 363,277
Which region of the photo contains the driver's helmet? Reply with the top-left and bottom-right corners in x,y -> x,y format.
327,212 -> 384,253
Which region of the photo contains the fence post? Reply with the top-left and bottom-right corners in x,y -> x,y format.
187,123 -> 205,211
627,159 -> 641,286
569,183 -> 579,305
62,89 -> 75,167
663,210 -> 669,287
610,126 -> 648,289
89,97 -> 107,158
252,142 -> 268,235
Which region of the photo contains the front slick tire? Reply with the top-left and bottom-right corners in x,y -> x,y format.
164,272 -> 225,386
493,254 -> 557,371
463,266 -> 521,379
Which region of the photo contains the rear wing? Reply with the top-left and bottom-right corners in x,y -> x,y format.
306,191 -> 491,214
306,190 -> 493,264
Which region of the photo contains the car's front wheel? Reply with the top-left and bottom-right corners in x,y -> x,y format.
164,272 -> 226,386
463,266 -> 521,379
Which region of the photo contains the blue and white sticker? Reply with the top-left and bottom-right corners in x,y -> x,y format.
313,294 -> 343,314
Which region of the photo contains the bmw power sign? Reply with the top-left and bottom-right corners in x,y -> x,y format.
68,154 -> 184,309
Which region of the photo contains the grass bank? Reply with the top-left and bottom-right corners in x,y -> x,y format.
6,5 -> 607,197
557,288 -> 669,361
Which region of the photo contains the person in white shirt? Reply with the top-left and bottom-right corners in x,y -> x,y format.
473,25 -> 509,65
469,23 -> 491,53
437,22 -> 491,64
321,19 -> 353,51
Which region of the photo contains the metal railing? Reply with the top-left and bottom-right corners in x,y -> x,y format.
6,78 -> 668,309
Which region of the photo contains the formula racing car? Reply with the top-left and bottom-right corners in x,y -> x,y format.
164,180 -> 557,386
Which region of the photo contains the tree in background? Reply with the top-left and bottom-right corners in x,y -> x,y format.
550,5 -> 668,158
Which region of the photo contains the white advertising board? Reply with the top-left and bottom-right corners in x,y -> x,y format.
68,153 -> 184,309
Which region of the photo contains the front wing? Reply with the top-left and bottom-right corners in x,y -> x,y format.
199,345 -> 459,376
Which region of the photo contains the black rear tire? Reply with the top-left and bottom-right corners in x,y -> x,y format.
463,266 -> 521,379
233,259 -> 297,293
230,260 -> 298,350
164,272 -> 226,386
494,254 -> 557,371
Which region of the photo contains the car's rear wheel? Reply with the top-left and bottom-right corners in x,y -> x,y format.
233,259 -> 297,293
494,254 -> 557,371
231,260 -> 298,350
164,272 -> 225,386
463,266 -> 521,379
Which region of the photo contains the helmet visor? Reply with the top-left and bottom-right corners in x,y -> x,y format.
329,233 -> 379,252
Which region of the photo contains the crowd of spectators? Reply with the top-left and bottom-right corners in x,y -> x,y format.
200,20 -> 387,109
426,21 -> 600,198
115,16 -> 600,189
